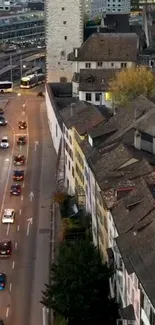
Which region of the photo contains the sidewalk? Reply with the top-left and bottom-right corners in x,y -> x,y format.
30,102 -> 58,325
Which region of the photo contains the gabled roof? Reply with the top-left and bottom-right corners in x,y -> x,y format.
68,33 -> 138,62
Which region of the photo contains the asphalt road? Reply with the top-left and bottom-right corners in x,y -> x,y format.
0,91 -> 56,325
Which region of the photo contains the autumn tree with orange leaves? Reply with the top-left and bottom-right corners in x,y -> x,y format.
109,66 -> 155,105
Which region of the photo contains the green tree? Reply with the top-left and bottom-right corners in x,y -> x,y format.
41,240 -> 118,325
109,66 -> 155,105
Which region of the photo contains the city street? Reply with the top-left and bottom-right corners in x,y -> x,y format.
0,92 -> 57,325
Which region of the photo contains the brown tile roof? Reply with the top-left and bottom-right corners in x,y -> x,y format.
60,100 -> 104,135
68,33 -> 138,62
77,69 -> 121,92
116,215 -> 155,307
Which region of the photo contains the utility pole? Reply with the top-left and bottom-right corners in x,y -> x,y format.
10,54 -> 13,83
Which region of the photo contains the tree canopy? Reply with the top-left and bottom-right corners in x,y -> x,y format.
42,240 -> 118,325
109,66 -> 155,105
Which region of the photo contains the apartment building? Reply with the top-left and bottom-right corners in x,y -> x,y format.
45,0 -> 83,83
46,80 -> 155,325
85,0 -> 130,17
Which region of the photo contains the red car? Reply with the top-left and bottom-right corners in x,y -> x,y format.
14,155 -> 25,166
10,184 -> 21,196
13,170 -> 24,181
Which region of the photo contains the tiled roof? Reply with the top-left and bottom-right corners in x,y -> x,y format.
116,214 -> 155,307
68,33 -> 138,62
77,69 -> 121,92
60,100 -> 104,135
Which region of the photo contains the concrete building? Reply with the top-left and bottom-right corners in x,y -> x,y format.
46,0 -> 84,83
85,0 -> 130,17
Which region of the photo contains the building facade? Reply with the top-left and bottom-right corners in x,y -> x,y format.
46,0 -> 84,83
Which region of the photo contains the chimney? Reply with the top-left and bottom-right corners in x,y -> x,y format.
134,130 -> 141,150
74,48 -> 79,58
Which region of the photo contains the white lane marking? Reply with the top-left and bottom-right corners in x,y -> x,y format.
42,307 -> 46,325
19,209 -> 22,215
26,217 -> 33,236
6,307 -> 9,318
34,140 -> 39,151
9,283 -> 12,292
15,242 -> 18,250
6,223 -> 10,236
17,225 -> 20,231
5,158 -> 10,162
0,133 -> 15,220
21,195 -> 23,201
22,182 -> 25,188
12,261 -> 15,269
29,191 -> 34,202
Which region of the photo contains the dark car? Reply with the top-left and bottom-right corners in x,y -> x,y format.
13,170 -> 24,181
18,121 -> 27,129
14,155 -> 25,166
10,184 -> 21,196
0,241 -> 12,257
0,109 -> 4,115
0,273 -> 6,290
0,118 -> 7,126
17,136 -> 26,145
0,320 -> 4,325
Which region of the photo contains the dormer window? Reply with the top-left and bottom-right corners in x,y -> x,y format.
86,75 -> 95,83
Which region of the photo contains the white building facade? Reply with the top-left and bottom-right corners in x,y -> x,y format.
46,0 -> 84,83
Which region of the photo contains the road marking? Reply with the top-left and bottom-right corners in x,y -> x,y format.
15,242 -> 18,250
21,195 -> 23,201
6,223 -> 10,236
22,182 -> 25,188
0,133 -> 15,220
17,225 -> 20,231
9,283 -> 12,292
19,209 -> 22,215
42,307 -> 46,325
26,217 -> 33,235
12,261 -> 15,269
29,191 -> 34,202
34,140 -> 39,151
6,307 -> 9,318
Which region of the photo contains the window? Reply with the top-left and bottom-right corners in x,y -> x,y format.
72,167 -> 74,178
132,289 -> 134,302
86,93 -> 92,101
68,160 -> 70,170
56,124 -> 58,137
85,62 -> 91,68
65,155 -> 67,164
97,61 -> 102,67
69,135 -> 72,145
64,36 -> 67,40
63,21 -> 66,24
121,62 -> 127,68
62,7 -> 65,10
95,93 -> 101,102
111,62 -> 114,67
65,129 -> 68,139
127,277 -> 130,294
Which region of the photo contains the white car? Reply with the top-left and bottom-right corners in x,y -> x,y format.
2,209 -> 15,224
0,137 -> 9,149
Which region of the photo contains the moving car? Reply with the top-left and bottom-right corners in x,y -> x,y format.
13,170 -> 24,181
0,109 -> 4,115
0,117 -> 7,126
17,136 -> 26,145
10,184 -> 21,196
0,136 -> 9,149
18,121 -> 27,129
2,209 -> 15,224
0,273 -> 6,290
14,155 -> 25,166
0,241 -> 12,257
